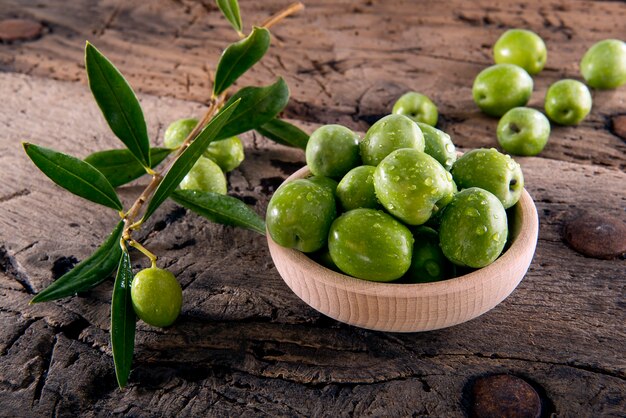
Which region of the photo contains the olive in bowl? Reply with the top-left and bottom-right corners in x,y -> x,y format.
267,166 -> 538,332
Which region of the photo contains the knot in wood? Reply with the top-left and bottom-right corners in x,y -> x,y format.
470,374 -> 542,418
0,19 -> 44,42
563,211 -> 626,259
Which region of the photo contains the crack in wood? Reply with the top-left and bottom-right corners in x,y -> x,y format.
0,188 -> 30,204
170,238 -> 196,250
238,354 -> 440,389
0,246 -> 35,294
50,395 -> 61,418
252,391 -> 305,416
132,356 -> 440,397
14,240 -> 39,256
1,318 -> 36,356
57,316 -> 90,341
32,334 -> 57,405
426,351 -> 626,381
379,332 -> 626,382
94,0 -> 124,37
269,159 -> 302,175
179,269 -> 198,290
311,76 -> 333,99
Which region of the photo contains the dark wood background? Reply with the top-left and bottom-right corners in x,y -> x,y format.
0,0 -> 624,416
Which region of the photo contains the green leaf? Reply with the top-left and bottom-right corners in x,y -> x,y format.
215,77 -> 289,140
171,190 -> 265,235
111,248 -> 136,389
30,221 -> 125,303
216,0 -> 243,34
85,42 -> 151,168
142,99 -> 241,221
85,147 -> 172,188
256,118 -> 309,149
23,143 -> 122,211
213,27 -> 270,96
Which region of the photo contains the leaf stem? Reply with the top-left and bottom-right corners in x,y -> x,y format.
128,239 -> 157,268
261,2 -> 304,29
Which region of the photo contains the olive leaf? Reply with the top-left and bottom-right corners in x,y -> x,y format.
256,118 -> 309,149
216,0 -> 243,33
85,42 -> 151,168
111,248 -> 136,389
23,143 -> 123,211
171,190 -> 265,235
215,77 -> 289,140
85,147 -> 172,188
213,26 -> 270,96
31,221 -> 125,303
142,99 -> 241,221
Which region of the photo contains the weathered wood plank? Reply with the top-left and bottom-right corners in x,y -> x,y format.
0,71 -> 624,416
0,0 -> 625,170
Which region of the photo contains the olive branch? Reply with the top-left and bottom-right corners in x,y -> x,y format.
22,0 -> 305,388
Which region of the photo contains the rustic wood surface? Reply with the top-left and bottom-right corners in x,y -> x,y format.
0,0 -> 625,417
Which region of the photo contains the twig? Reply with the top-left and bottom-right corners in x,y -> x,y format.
261,2 -> 304,29
121,96 -> 224,237
120,1 -> 305,258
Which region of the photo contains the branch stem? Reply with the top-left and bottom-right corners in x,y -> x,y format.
120,1 -> 304,246
261,2 -> 304,29
121,96 -> 224,239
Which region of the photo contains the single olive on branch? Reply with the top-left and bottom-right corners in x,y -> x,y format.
23,0 -> 306,388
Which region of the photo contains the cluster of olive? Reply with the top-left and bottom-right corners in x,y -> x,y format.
164,118 -> 245,193
266,113 -> 524,283
129,118 -> 246,328
472,30 -> 625,156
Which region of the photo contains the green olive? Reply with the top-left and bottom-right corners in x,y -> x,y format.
374,148 -> 455,225
416,122 -> 456,171
131,267 -> 183,328
266,179 -> 337,253
580,39 -> 626,89
164,118 -> 198,149
439,188 -> 508,268
451,148 -> 524,209
336,165 -> 379,211
305,125 -> 361,178
306,175 -> 338,196
165,118 -> 244,172
328,208 -> 413,282
493,29 -> 547,75
392,91 -> 438,126
360,114 -> 425,166
405,226 -> 453,283
179,156 -> 227,194
203,136 -> 245,172
472,64 -> 533,117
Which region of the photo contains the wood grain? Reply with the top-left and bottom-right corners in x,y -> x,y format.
0,0 -> 625,170
0,0 -> 625,416
1,70 -> 624,417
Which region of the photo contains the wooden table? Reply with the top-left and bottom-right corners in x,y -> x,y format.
1,1 -> 624,416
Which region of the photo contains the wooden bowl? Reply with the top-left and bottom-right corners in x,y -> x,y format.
267,166 -> 539,332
